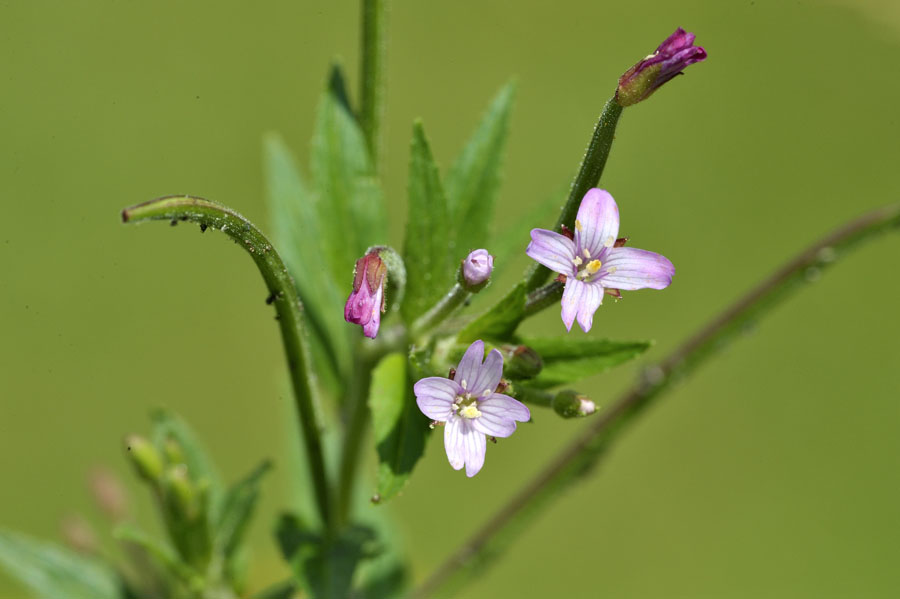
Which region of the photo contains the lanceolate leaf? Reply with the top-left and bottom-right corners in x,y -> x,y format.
518,337 -> 653,388
0,530 -> 122,599
264,133 -> 351,384
215,460 -> 273,559
311,66 -> 386,280
445,82 -> 515,255
402,121 -> 453,323
457,281 -> 527,342
369,353 -> 427,502
112,524 -> 198,585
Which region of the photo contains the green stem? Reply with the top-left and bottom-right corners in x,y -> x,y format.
508,385 -> 553,408
359,0 -> 388,172
121,196 -> 334,530
336,350 -> 375,526
524,99 -> 623,292
414,202 -> 900,599
410,283 -> 470,340
523,281 -> 564,317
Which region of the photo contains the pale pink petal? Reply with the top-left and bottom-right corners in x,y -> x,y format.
472,413 -> 516,438
361,285 -> 383,338
444,417 -> 464,471
467,349 -> 503,397
600,247 -> 674,291
526,229 -> 577,276
575,189 -> 619,258
454,340 -> 484,391
461,422 -> 486,477
414,377 -> 460,421
575,282 -> 604,332
561,279 -> 585,332
473,394 -> 531,438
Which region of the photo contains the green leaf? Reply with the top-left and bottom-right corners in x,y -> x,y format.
311,66 -> 386,279
264,133 -> 352,385
519,337 -> 653,388
457,281 -> 527,342
215,460 -> 273,559
151,409 -> 224,520
0,530 -> 122,599
252,580 -> 296,599
445,82 -> 515,254
276,514 -> 378,599
369,353 -> 428,502
113,524 -> 199,585
402,121 -> 453,323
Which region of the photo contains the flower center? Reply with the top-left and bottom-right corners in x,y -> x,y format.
452,392 -> 482,419
574,255 -> 602,281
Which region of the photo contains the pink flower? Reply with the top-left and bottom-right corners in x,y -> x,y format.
344,251 -> 387,339
526,189 -> 674,332
414,340 -> 530,477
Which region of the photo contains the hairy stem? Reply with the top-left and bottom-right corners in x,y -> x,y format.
523,281 -> 564,317
121,195 -> 334,530
336,350 -> 375,526
359,0 -> 388,172
410,282 -> 470,340
414,202 -> 900,598
524,98 -> 623,292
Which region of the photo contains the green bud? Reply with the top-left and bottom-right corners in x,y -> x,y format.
502,345 -> 543,379
163,437 -> 186,466
162,464 -> 198,520
552,390 -> 597,419
124,435 -> 164,482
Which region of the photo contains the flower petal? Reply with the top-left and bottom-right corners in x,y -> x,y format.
561,279 -> 585,332
473,394 -> 531,438
461,422 -> 486,477
600,247 -> 675,291
361,285 -> 383,338
454,340 -> 485,391
414,377 -> 460,421
575,281 -> 604,332
444,417 -> 465,471
575,189 -> 619,259
468,349 -> 503,397
527,229 -> 577,276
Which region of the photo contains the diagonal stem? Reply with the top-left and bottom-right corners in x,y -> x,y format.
121,195 -> 334,531
413,202 -> 900,599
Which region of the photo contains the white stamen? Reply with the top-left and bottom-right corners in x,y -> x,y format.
460,379 -> 468,390
582,248 -> 591,259
604,236 -> 615,248
572,256 -> 583,267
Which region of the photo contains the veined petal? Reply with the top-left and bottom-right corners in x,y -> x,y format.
468,349 -> 503,397
472,413 -> 516,438
454,340 -> 485,391
414,377 -> 460,421
576,281 -> 604,332
600,247 -> 675,291
475,393 -> 531,428
575,189 -> 619,259
444,417 -> 465,471
561,279 -> 585,332
527,229 -> 577,276
461,422 -> 486,477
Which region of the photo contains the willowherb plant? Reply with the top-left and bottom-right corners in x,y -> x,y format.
2,5 -> 898,599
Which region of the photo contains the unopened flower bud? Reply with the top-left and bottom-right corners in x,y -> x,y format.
124,435 -> 164,482
163,437 -> 186,466
345,251 -> 387,339
89,467 -> 129,521
462,249 -> 494,288
552,390 -> 597,419
615,27 -> 707,107
60,514 -> 98,554
163,464 -> 198,520
502,345 -> 543,380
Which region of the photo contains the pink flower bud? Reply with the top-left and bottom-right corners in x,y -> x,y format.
462,249 -> 494,287
616,27 -> 707,107
344,251 -> 387,339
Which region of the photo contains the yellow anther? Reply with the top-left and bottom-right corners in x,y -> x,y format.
586,259 -> 602,274
460,404 -> 482,419
574,219 -> 584,232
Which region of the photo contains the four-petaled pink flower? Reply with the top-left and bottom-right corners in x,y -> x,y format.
414,340 -> 530,477
344,251 -> 386,339
526,189 -> 674,332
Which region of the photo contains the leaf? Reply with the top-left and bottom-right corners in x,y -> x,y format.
445,82 -> 515,254
276,514 -> 379,599
264,133 -> 352,384
369,353 -> 428,502
311,65 -> 386,279
457,281 -> 527,342
112,524 -> 198,585
519,337 -> 653,388
252,580 -> 297,599
0,530 -> 122,599
151,409 -> 224,520
215,459 -> 273,559
402,121 -> 453,323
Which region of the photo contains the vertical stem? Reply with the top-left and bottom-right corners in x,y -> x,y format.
336,351 -> 375,526
360,0 -> 388,173
524,99 -> 623,291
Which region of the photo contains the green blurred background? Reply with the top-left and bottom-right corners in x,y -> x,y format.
2,0 -> 899,597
